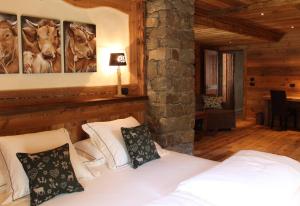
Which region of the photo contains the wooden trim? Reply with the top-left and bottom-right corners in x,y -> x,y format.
243,49 -> 248,119
0,95 -> 148,116
64,0 -> 131,13
129,0 -> 146,95
0,84 -> 140,109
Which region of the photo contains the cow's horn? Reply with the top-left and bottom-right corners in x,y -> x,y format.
25,19 -> 39,28
10,21 -> 17,26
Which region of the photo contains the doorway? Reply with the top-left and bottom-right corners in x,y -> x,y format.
222,51 -> 245,118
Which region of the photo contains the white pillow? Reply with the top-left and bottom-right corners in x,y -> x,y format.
154,142 -> 170,157
177,150 -> 300,206
82,116 -> 140,169
74,139 -> 105,162
0,128 -> 93,204
0,155 -> 8,193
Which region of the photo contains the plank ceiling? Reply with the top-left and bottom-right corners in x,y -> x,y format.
195,0 -> 300,46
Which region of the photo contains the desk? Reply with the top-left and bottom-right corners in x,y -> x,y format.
263,95 -> 300,127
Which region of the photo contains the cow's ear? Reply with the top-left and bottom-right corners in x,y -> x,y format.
22,27 -> 36,42
67,27 -> 74,38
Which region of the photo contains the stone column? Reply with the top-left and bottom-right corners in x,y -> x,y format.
146,0 -> 195,154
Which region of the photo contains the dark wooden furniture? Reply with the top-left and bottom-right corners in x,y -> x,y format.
204,109 -> 236,131
270,90 -> 297,130
195,109 -> 236,132
263,94 -> 299,129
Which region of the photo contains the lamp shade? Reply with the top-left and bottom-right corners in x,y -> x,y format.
109,53 -> 127,66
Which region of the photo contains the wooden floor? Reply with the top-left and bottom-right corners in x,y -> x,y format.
194,120 -> 300,162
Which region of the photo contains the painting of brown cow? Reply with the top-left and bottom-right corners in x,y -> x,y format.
64,21 -> 97,73
21,16 -> 61,74
0,13 -> 18,74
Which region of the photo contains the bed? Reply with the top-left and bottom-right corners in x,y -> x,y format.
1,117 -> 300,206
2,151 -> 218,206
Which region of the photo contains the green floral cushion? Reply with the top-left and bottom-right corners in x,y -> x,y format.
203,95 -> 223,109
121,125 -> 160,169
16,144 -> 84,206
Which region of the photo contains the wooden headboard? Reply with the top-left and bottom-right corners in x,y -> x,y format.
0,86 -> 147,143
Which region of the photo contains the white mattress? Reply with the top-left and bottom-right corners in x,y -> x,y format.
3,152 -> 218,206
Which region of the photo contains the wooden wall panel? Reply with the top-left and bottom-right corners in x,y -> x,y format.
245,29 -> 300,118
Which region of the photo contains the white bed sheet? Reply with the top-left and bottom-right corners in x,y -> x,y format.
2,152 -> 218,206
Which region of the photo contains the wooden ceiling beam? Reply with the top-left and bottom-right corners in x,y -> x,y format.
205,0 -> 300,16
195,8 -> 285,42
216,0 -> 246,7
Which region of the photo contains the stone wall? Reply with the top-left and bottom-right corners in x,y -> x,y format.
145,0 -> 195,154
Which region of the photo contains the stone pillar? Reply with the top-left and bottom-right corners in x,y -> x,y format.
146,0 -> 195,154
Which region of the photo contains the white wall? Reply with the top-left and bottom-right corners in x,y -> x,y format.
0,0 -> 130,91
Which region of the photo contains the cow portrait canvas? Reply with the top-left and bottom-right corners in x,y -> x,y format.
64,21 -> 97,73
0,13 -> 18,74
21,16 -> 61,74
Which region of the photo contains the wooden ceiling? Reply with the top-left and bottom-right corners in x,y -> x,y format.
195,0 -> 300,46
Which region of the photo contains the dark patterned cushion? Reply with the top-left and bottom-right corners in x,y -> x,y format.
121,125 -> 160,169
203,95 -> 223,109
16,144 -> 84,206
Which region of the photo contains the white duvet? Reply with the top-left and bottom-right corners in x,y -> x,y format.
147,150 -> 300,206
146,191 -> 212,206
2,151 -> 218,206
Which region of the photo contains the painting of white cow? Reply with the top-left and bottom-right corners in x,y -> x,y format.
0,13 -> 18,74
64,21 -> 97,73
21,16 -> 61,74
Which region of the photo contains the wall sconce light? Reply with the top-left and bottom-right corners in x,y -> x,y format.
109,53 -> 127,97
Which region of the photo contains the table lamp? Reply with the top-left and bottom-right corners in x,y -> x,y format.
109,53 -> 127,97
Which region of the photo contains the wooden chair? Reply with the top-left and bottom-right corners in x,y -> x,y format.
270,90 -> 297,130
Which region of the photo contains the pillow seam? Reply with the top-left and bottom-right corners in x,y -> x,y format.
75,147 -> 100,160
86,123 -> 118,168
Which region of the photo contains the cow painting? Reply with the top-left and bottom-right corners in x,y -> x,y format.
0,13 -> 18,74
21,16 -> 61,74
64,21 -> 96,73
